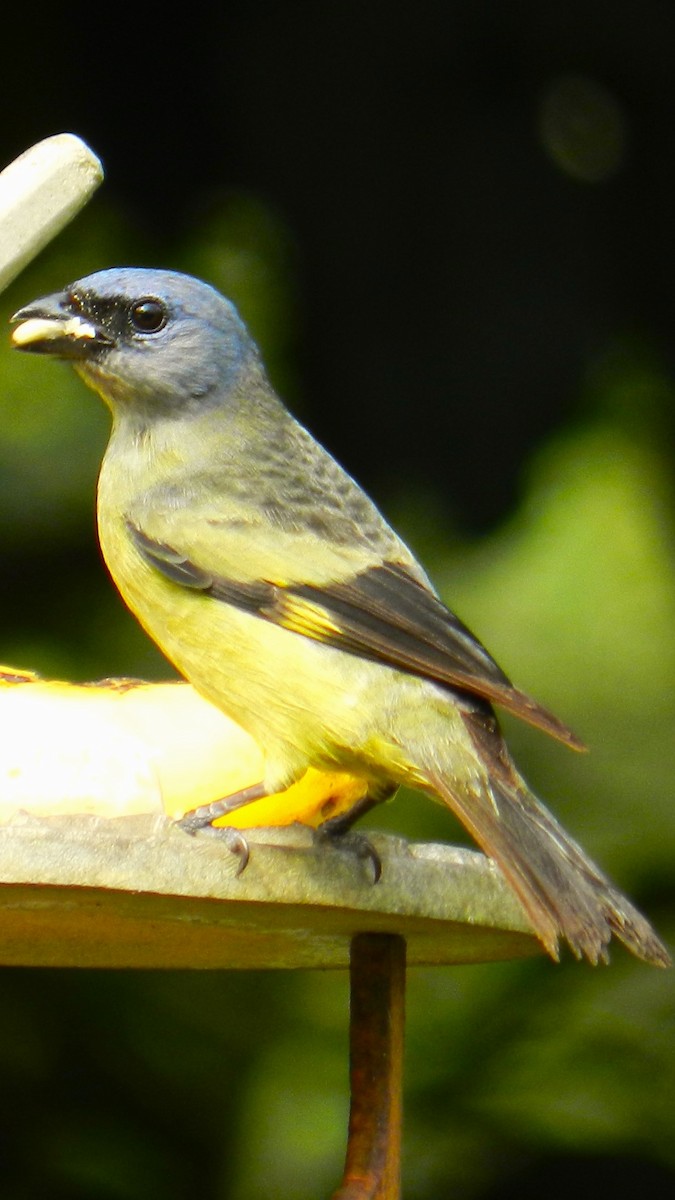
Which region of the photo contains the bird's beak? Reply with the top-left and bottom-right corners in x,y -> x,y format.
10,292 -> 114,358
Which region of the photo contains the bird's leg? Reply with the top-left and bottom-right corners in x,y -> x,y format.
315,788 -> 396,884
177,782 -> 269,874
178,781 -> 268,831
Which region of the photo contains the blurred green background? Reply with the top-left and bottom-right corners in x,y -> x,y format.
1,4 -> 674,1198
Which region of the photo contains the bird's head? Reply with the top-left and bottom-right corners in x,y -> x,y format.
11,267 -> 261,417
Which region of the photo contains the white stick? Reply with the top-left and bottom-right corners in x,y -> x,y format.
0,134 -> 103,293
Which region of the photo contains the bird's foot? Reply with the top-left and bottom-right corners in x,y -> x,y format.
176,781 -> 269,874
180,823 -> 250,874
314,820 -> 382,884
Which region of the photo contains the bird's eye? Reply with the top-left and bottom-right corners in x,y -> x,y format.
129,298 -> 167,333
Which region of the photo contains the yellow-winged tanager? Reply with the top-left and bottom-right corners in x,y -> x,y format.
11,268 -> 670,966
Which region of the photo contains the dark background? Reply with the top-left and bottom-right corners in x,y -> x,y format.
1,4 -> 674,1198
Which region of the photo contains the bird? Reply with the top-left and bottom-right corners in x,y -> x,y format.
11,267 -> 670,967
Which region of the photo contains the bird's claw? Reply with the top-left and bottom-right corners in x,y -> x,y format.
221,828 -> 250,875
176,812 -> 250,875
315,824 -> 382,884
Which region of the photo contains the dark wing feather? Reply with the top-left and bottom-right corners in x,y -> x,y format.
284,565 -> 585,749
128,523 -> 584,750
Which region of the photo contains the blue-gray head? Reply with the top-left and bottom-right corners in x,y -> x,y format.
11,267 -> 264,414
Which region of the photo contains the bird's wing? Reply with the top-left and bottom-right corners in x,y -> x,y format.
126,499 -> 584,751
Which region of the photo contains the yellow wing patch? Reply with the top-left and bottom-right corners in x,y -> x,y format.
274,592 -> 344,641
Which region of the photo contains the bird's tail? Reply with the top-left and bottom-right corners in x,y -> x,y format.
420,708 -> 670,966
